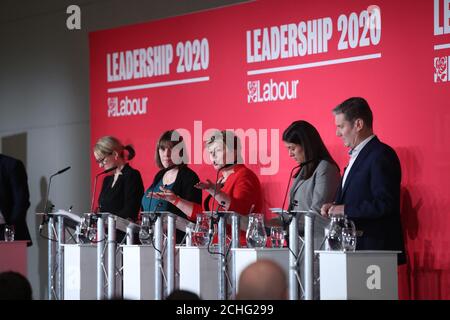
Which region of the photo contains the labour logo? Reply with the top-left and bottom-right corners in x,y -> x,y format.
247,81 -> 259,103
107,97 -> 119,117
434,56 -> 449,82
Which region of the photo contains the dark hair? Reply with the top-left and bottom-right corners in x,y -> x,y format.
283,120 -> 338,179
333,97 -> 373,129
0,271 -> 32,300
155,130 -> 187,169
165,289 -> 201,300
124,145 -> 136,160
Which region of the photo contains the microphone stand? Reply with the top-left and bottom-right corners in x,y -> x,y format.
41,166 -> 72,232
281,160 -> 314,301
90,166 -> 117,213
208,163 -> 232,243
280,160 -> 314,227
40,165 -> 71,301
150,202 -> 163,253
281,164 -> 301,214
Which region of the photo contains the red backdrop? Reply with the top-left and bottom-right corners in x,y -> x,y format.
90,0 -> 450,299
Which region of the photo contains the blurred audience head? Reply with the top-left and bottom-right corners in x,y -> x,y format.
0,271 -> 32,300
165,289 -> 201,300
237,259 -> 287,300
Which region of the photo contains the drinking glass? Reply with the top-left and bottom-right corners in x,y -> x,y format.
4,225 -> 15,241
325,216 -> 345,251
191,214 -> 209,247
270,226 -> 285,248
139,215 -> 153,245
341,218 -> 357,252
86,216 -> 97,242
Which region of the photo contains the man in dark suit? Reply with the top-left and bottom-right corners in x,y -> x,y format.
321,97 -> 405,264
0,154 -> 32,246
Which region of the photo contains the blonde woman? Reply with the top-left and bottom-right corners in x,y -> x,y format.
93,136 -> 144,228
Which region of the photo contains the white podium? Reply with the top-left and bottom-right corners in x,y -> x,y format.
63,243 -> 122,300
63,244 -> 97,300
178,246 -> 220,299
0,240 -> 28,276
232,248 -> 289,294
317,250 -> 400,300
122,245 -> 156,300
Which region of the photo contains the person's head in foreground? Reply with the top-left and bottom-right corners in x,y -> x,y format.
236,259 -> 287,300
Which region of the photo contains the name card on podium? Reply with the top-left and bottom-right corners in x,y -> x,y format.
63,244 -> 97,300
316,250 -> 400,300
122,245 -> 156,300
178,246 -> 220,300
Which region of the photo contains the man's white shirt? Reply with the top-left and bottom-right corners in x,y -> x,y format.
342,135 -> 375,188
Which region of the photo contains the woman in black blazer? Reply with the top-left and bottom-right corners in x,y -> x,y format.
93,136 -> 144,242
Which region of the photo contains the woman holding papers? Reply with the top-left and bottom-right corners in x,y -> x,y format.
282,120 -> 340,214
152,130 -> 262,244
142,130 -> 201,243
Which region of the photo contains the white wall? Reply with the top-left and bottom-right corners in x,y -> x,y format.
0,0 -> 247,299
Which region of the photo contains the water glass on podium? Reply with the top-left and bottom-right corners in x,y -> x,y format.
191,214 -> 209,247
246,213 -> 267,248
341,219 -> 356,251
270,226 -> 285,248
139,215 -> 153,245
4,224 -> 15,241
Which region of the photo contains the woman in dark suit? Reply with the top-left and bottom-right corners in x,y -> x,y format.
142,130 -> 202,243
93,136 -> 144,241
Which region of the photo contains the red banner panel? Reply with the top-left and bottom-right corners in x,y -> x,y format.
90,0 -> 450,299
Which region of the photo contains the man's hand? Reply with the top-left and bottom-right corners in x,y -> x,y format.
321,203 -> 345,217
321,203 -> 333,217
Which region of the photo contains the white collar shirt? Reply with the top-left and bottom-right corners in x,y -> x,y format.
342,135 -> 375,188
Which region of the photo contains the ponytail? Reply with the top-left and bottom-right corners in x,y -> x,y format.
124,145 -> 136,161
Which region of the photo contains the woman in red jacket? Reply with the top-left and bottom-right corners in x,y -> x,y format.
151,130 -> 262,231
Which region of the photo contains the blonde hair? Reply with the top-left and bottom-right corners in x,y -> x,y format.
94,136 -> 136,160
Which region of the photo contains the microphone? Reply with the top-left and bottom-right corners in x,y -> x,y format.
99,166 -> 118,175
278,160 -> 317,230
280,159 -> 315,212
211,163 -> 233,211
209,200 -> 225,241
208,217 -> 214,241
40,166 -> 72,231
280,164 -> 301,214
90,166 -> 118,213
55,166 -> 71,175
152,201 -> 163,217
148,202 -> 163,250
145,188 -> 155,213
206,163 -> 234,242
